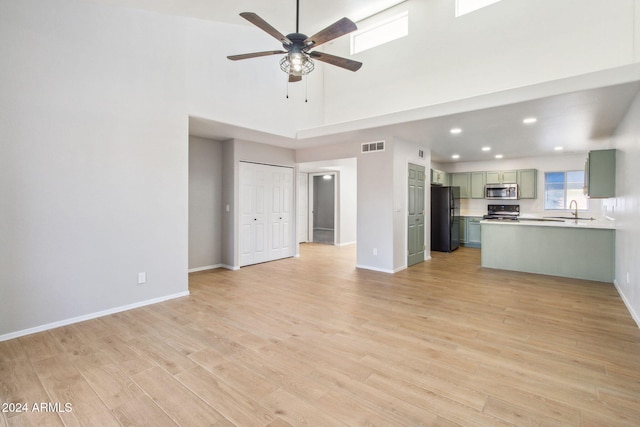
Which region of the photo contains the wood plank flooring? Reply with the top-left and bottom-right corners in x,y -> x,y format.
2,244 -> 640,426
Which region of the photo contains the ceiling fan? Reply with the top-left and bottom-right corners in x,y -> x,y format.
227,0 -> 363,82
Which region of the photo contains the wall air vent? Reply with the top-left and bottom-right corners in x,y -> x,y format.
361,141 -> 385,153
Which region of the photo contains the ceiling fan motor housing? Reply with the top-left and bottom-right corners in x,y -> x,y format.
281,33 -> 314,76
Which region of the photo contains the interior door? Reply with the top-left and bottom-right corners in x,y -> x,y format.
239,162 -> 294,267
269,167 -> 293,260
239,162 -> 267,266
408,163 -> 426,266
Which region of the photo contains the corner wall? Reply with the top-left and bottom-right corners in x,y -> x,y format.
0,0 -> 189,338
610,90 -> 640,326
188,137 -> 223,270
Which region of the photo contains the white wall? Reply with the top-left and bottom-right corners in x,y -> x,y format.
0,0 -> 189,337
338,160 -> 358,245
0,0 -> 311,338
322,0 -> 637,124
188,137 -> 222,270
185,17 -> 325,136
609,91 -> 640,326
297,140 -> 396,272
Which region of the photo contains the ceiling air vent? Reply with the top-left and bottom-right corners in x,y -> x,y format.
361,141 -> 385,153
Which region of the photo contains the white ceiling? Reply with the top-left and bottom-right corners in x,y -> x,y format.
191,78 -> 640,163
82,0 -> 399,33
86,0 -> 640,163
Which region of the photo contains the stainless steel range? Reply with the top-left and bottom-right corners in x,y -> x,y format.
483,204 -> 520,220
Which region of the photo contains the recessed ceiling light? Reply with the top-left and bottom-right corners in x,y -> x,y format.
322,175 -> 332,180
495,154 -> 504,159
452,154 -> 460,159
450,128 -> 462,134
554,146 -> 564,151
523,117 -> 537,124
482,146 -> 491,152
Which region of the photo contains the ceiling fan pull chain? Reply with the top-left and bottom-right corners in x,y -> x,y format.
305,77 -> 308,103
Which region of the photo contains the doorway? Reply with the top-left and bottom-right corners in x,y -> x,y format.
407,163 -> 426,266
312,174 -> 336,244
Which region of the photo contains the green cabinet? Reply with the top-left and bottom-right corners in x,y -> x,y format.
451,173 -> 470,198
431,168 -> 448,186
459,216 -> 481,248
585,149 -> 616,198
517,169 -> 537,199
486,170 -> 517,184
440,168 -> 538,200
466,217 -> 482,248
470,172 -> 486,199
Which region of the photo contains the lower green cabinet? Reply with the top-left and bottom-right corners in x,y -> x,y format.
459,216 -> 481,248
466,217 -> 481,248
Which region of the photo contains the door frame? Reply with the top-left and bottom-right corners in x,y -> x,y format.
308,172 -> 339,245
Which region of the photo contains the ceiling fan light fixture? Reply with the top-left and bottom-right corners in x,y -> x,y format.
280,52 -> 314,77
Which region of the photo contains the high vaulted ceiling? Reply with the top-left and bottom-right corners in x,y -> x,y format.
82,0 -> 400,33
84,0 -> 640,163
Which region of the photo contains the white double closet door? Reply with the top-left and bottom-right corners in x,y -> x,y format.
239,162 -> 294,267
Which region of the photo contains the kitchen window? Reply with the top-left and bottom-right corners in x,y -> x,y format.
351,11 -> 409,54
455,0 -> 502,17
544,171 -> 588,210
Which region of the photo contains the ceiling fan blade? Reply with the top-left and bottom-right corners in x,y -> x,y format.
289,75 -> 302,83
309,51 -> 362,72
304,17 -> 357,48
240,12 -> 292,45
227,50 -> 286,61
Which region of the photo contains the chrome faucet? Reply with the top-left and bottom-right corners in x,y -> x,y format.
569,199 -> 578,220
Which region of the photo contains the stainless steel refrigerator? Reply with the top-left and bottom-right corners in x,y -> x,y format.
430,186 -> 460,252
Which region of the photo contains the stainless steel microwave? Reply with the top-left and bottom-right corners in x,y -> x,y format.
485,183 -> 519,200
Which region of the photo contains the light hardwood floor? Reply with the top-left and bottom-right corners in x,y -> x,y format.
2,244 -> 640,426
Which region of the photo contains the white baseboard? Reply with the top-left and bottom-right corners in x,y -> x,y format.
0,291 -> 190,342
355,264 -> 395,274
188,264 -> 222,273
614,279 -> 640,329
337,241 -> 356,247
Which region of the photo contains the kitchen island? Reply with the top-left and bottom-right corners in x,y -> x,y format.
480,219 -> 615,282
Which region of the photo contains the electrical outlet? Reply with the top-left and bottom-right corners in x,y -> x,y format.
627,272 -> 630,285
138,272 -> 146,285
373,248 -> 378,256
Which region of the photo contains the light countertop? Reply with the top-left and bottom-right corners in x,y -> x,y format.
480,217 -> 615,230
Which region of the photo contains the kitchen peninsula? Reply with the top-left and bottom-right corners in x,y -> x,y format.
480,219 -> 615,282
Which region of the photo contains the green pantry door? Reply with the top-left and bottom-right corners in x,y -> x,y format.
408,163 -> 426,266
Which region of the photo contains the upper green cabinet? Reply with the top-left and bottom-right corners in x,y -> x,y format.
437,168 -> 538,199
451,172 -> 470,198
584,149 -> 616,198
486,170 -> 517,184
517,169 -> 537,199
470,171 -> 486,199
431,168 -> 448,186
